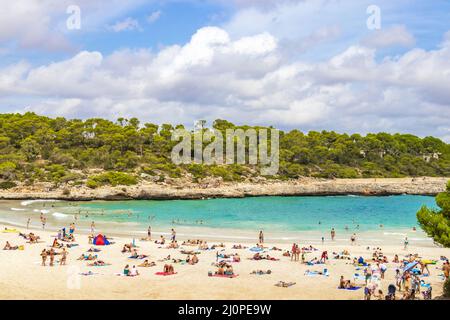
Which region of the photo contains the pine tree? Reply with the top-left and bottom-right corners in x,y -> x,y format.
417,181 -> 450,247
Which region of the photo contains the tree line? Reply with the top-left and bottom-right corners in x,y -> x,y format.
0,113 -> 448,189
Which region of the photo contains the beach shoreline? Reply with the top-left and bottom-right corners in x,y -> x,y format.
0,177 -> 448,201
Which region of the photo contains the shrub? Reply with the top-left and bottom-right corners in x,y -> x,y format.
87,171 -> 138,189
0,181 -> 17,189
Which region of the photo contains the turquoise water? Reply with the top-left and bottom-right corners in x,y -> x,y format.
70,195 -> 437,233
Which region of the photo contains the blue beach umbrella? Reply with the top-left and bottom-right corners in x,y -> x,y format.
403,261 -> 418,274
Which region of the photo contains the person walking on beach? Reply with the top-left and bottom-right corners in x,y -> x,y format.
27,218 -> 31,229
259,230 -> 264,244
290,243 -> 296,261
90,221 -> 95,233
403,237 -> 409,250
147,226 -> 152,240
60,248 -> 68,266
40,249 -> 47,266
42,217 -> 46,230
331,228 -> 335,241
350,233 -> 356,245
171,228 -> 176,242
49,248 -> 55,267
69,223 -> 75,234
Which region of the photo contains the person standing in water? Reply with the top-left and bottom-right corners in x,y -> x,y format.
331,228 -> 336,241
259,230 -> 264,244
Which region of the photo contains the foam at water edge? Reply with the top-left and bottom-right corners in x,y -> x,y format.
20,199 -> 59,206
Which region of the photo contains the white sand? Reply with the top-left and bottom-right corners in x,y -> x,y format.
0,224 -> 448,300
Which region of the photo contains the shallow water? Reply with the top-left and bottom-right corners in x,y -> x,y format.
0,195 -> 438,245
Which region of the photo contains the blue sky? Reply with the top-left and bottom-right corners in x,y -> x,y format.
0,0 -> 449,140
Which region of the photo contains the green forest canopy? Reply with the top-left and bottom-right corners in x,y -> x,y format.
0,113 -> 449,188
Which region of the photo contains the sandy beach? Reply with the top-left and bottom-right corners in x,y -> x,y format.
0,223 -> 448,300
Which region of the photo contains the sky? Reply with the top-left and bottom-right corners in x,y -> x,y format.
0,0 -> 449,140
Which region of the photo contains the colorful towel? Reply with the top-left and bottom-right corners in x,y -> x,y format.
155,272 -> 177,276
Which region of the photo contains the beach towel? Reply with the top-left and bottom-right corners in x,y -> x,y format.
338,286 -> 361,291
209,274 -> 238,278
155,272 -> 177,276
250,247 -> 264,252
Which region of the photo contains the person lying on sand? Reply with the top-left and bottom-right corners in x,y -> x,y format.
78,253 -> 97,261
88,260 -> 108,266
275,281 -> 295,288
271,247 -> 282,251
138,259 -> 156,267
163,264 -> 175,274
22,232 -> 40,243
182,239 -> 201,246
211,243 -> 225,249
87,247 -> 101,253
251,269 -> 272,275
3,241 -> 18,250
339,275 -> 356,289
232,244 -> 248,249
180,249 -> 201,255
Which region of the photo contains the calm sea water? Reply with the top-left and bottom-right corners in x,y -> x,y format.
0,195 -> 437,243
72,195 -> 437,232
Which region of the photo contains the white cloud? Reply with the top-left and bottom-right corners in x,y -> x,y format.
147,10 -> 162,24
0,0 -> 147,51
362,25 -> 416,48
2,25 -> 450,141
110,17 -> 141,32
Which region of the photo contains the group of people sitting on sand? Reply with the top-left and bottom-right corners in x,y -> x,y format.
123,264 -> 139,276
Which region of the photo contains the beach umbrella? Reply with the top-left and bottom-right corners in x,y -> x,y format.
93,234 -> 110,246
402,261 -> 418,274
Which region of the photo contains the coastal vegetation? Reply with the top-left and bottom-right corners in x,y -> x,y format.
0,113 -> 449,189
417,181 -> 450,247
